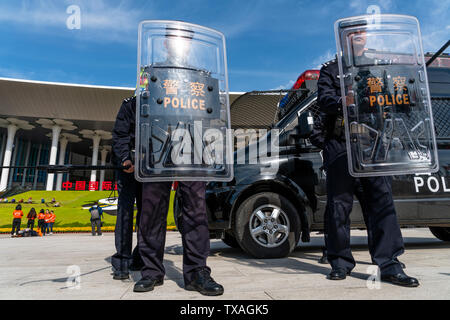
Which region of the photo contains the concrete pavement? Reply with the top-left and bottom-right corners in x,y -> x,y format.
0,228 -> 449,300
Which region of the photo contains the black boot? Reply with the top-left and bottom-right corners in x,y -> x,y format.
381,272 -> 419,287
113,270 -> 130,280
328,268 -> 351,280
185,268 -> 224,296
133,277 -> 164,292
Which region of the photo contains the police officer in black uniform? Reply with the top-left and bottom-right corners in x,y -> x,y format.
133,23 -> 224,296
317,28 -> 418,287
310,113 -> 406,268
111,96 -> 144,280
312,108 -> 374,264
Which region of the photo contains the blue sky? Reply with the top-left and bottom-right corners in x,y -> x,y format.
0,0 -> 448,91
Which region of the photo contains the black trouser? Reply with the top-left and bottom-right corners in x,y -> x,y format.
91,219 -> 102,235
323,178 -> 374,256
27,219 -> 35,230
38,220 -> 45,235
111,170 -> 143,272
138,181 -> 210,284
11,218 -> 21,235
324,148 -> 404,276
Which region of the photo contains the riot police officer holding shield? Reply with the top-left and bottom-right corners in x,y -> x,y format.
316,14 -> 437,287
111,96 -> 144,280
133,21 -> 233,295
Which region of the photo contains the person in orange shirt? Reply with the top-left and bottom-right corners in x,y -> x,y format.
44,209 -> 52,235
11,204 -> 23,236
48,210 -> 56,234
37,209 -> 46,236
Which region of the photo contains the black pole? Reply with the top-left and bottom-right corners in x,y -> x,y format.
426,40 -> 450,67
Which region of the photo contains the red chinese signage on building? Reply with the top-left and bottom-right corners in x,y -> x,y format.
62,181 -> 117,191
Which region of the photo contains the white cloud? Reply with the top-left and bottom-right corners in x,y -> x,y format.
0,0 -> 146,43
0,67 -> 35,79
420,0 -> 450,52
311,50 -> 335,69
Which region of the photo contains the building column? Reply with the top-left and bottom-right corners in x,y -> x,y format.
21,140 -> 32,187
0,124 -> 18,191
99,147 -> 109,190
33,144 -> 42,190
7,137 -> 19,189
90,135 -> 101,185
56,136 -> 69,191
46,125 -> 61,191
0,133 -> 6,166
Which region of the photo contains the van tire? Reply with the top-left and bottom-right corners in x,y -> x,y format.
429,227 -> 450,241
234,192 -> 300,258
222,232 -> 241,248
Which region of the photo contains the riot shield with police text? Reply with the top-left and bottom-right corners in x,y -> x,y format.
135,21 -> 233,182
334,14 -> 438,177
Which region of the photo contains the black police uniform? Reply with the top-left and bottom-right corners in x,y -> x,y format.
310,109 -> 374,261
317,58 -> 405,276
111,96 -> 144,273
138,181 -> 210,285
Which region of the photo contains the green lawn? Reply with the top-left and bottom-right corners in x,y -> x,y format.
0,191 -> 175,229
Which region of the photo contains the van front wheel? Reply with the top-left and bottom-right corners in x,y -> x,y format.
234,192 -> 300,259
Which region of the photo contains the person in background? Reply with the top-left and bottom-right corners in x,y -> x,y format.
37,209 -> 46,236
11,204 -> 24,236
26,208 -> 37,230
27,197 -> 33,204
89,202 -> 104,236
44,209 -> 52,235
48,210 -> 56,234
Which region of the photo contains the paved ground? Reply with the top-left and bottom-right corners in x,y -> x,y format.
0,228 -> 449,300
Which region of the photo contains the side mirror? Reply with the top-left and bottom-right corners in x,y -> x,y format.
297,111 -> 314,138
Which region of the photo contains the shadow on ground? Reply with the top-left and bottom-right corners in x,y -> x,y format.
18,266 -> 111,289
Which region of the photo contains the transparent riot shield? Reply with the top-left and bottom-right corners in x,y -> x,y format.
135,21 -> 233,182
335,14 -> 438,177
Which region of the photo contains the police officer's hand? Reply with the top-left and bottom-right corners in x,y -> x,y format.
122,160 -> 134,173
346,91 -> 355,106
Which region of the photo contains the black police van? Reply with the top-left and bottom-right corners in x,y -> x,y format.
175,45 -> 450,259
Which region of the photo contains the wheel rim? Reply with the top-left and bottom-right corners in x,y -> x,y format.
249,204 -> 290,248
